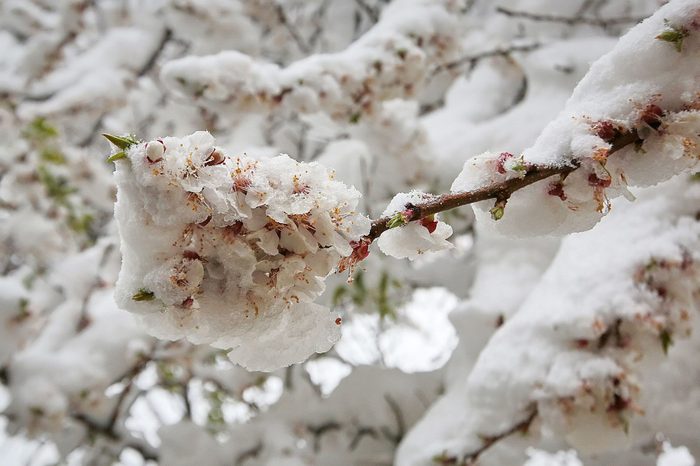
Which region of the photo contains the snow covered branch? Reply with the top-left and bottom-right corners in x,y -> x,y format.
161,0 -> 463,122
4,0 -> 700,464
104,0 -> 700,374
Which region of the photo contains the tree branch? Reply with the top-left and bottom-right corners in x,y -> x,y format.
366,129 -> 639,242
275,4 -> 310,55
495,7 -> 647,28
434,42 -> 542,76
463,408 -> 537,464
367,164 -> 572,240
432,408 -> 537,465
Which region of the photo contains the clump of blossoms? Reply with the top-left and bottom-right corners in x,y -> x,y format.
450,0 -> 700,237
110,131 -> 370,371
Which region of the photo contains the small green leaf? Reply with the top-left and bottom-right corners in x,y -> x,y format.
645,258 -> 659,271
23,117 -> 58,141
621,415 -> 630,435
22,273 -> 36,290
387,212 -> 408,229
17,298 -> 30,320
377,271 -> 396,320
431,453 -> 457,465
511,156 -> 528,173
490,205 -> 504,221
205,385 -> 227,430
102,133 -> 139,150
352,271 -> 367,306
37,165 -> 76,204
132,288 -> 155,301
107,151 -> 128,162
349,112 -> 361,124
490,198 -> 507,221
656,26 -> 689,53
67,212 -> 94,234
660,329 -> 673,354
40,148 -> 67,164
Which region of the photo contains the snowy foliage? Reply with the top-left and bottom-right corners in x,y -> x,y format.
112,131 -> 369,371
1,0 -> 700,465
453,0 -> 700,235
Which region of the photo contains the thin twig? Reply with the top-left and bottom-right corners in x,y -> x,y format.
138,27 -> 173,77
308,0 -> 330,49
434,42 -> 542,75
235,442 -> 263,466
381,394 -> 405,444
496,6 -> 646,28
275,4 -> 310,54
349,426 -> 378,450
308,421 -> 342,452
106,355 -> 151,430
462,408 -> 537,464
355,0 -> 380,23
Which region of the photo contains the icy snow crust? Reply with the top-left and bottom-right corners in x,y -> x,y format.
113,131 -> 370,371
452,0 -> 700,236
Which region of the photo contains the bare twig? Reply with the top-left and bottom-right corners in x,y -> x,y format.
381,394 -> 405,444
434,42 -> 542,76
236,442 -> 263,465
308,0 -> 330,49
138,27 -> 173,77
462,408 -> 537,464
106,354 -> 151,430
495,6 -> 647,28
355,0 -> 380,23
71,412 -> 158,461
349,426 -> 378,450
308,421 -> 342,452
275,4 -> 310,54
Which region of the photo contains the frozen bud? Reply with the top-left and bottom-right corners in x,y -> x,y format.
639,103 -> 664,129
655,25 -> 689,52
145,139 -> 165,163
337,238 -> 371,273
592,120 -> 620,142
205,148 -> 225,166
548,181 -> 567,201
490,203 -> 505,221
420,215 -> 438,233
587,173 -> 612,188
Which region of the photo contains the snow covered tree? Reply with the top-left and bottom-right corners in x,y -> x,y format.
0,0 -> 699,465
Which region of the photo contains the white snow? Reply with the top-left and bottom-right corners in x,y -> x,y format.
113,131 -> 370,371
